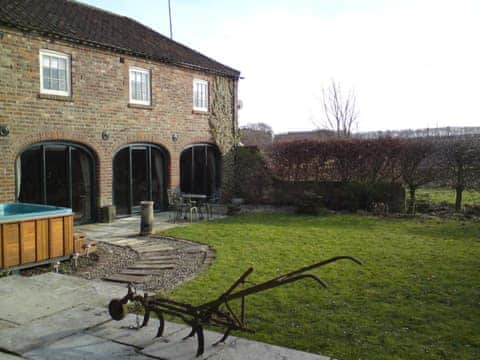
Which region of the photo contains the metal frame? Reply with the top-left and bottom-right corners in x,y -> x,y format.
112,143 -> 169,216
180,143 -> 221,197
15,141 -> 97,224
109,256 -> 362,357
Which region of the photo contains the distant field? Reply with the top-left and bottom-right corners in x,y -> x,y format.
417,188 -> 480,206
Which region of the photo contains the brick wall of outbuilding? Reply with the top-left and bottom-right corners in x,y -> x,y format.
0,27 -> 238,213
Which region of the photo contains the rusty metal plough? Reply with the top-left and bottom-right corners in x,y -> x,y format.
108,255 -> 362,357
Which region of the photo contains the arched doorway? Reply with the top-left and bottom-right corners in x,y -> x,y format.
16,142 -> 96,223
180,144 -> 221,197
113,143 -> 168,215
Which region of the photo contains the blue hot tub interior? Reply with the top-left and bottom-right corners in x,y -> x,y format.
0,203 -> 72,222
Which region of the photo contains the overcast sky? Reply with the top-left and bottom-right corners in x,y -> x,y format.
81,0 -> 480,134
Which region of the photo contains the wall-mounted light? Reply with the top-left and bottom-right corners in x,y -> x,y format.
0,125 -> 9,137
171,133 -> 179,142
102,129 -> 110,141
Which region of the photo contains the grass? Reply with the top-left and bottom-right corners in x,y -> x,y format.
418,188 -> 480,206
160,213 -> 480,359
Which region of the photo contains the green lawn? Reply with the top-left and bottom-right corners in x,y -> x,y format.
160,214 -> 480,359
418,188 -> 480,206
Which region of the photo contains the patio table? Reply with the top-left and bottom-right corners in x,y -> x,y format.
181,194 -> 208,220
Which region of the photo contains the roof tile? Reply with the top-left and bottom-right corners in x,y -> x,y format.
0,0 -> 240,77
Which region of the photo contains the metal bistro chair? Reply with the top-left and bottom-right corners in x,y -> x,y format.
184,195 -> 199,223
204,191 -> 220,220
169,191 -> 187,223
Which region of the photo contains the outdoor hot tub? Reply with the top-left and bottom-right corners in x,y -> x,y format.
0,203 -> 74,270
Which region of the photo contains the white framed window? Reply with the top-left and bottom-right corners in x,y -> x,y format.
193,79 -> 209,112
129,67 -> 151,105
39,49 -> 71,96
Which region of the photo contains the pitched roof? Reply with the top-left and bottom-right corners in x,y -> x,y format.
0,0 -> 240,78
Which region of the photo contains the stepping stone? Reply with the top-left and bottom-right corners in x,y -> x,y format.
135,251 -> 175,257
136,260 -> 178,264
134,246 -> 175,253
139,255 -> 178,260
113,239 -> 149,247
119,269 -> 169,276
103,274 -> 149,284
127,264 -> 175,270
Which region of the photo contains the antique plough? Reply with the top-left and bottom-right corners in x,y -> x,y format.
108,256 -> 362,357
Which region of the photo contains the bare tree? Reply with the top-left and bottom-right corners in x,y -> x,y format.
318,80 -> 359,137
397,138 -> 436,214
436,136 -> 480,211
240,122 -> 274,150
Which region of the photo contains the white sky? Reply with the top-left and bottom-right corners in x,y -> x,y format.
83,0 -> 480,133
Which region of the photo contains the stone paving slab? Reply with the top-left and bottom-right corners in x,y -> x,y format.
24,333 -> 153,360
0,352 -> 23,359
0,319 -> 17,330
141,326 -> 236,360
0,305 -> 110,355
209,338 -> 332,360
0,273 -> 125,324
87,314 -> 187,349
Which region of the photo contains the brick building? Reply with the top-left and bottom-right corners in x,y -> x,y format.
0,0 -> 240,223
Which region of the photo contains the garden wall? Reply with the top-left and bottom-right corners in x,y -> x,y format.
268,180 -> 405,212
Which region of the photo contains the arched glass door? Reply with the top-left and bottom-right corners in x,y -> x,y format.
16,142 -> 96,223
180,144 -> 221,197
113,144 -> 168,215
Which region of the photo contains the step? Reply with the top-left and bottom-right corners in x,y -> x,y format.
135,260 -> 178,265
134,246 -> 175,254
120,269 -> 170,276
103,274 -> 149,284
113,239 -> 149,247
119,269 -> 167,276
139,255 -> 179,261
127,264 -> 176,270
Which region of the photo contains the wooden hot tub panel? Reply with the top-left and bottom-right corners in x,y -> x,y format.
0,215 -> 74,269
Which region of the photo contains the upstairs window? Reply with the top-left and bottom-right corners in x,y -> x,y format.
39,50 -> 71,96
129,67 -> 151,105
193,79 -> 209,112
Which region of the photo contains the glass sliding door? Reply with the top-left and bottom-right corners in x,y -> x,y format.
45,145 -> 69,208
131,147 -> 149,212
151,147 -> 166,211
17,146 -> 43,204
71,147 -> 93,222
113,148 -> 130,215
16,142 -> 96,223
180,144 -> 221,197
113,144 -> 168,215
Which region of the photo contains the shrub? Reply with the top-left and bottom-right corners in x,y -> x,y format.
235,146 -> 271,203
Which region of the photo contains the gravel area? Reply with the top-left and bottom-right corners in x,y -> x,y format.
71,242 -> 139,280
20,236 -> 215,293
19,242 -> 139,278
134,236 -> 215,292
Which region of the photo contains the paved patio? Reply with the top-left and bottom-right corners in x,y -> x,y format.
77,212 -> 225,246
77,212 -> 179,246
0,273 -> 333,359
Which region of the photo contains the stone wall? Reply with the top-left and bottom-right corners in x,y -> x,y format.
0,27 -> 238,212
